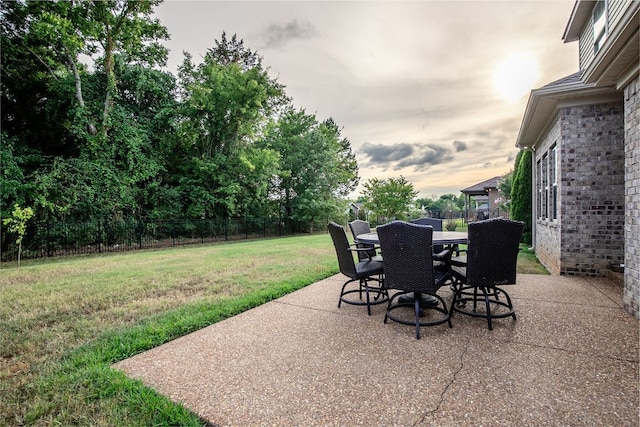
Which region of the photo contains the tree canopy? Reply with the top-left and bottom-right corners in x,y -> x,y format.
362,176 -> 418,221
511,149 -> 532,243
1,2 -> 358,231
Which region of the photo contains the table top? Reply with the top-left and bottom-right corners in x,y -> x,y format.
356,230 -> 468,245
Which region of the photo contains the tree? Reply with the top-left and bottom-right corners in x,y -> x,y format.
511,149 -> 532,244
362,176 -> 418,221
17,0 -> 169,137
416,194 -> 463,218
175,33 -> 286,218
1,0 -> 172,222
496,172 -> 513,212
3,204 -> 34,267
260,107 -> 359,231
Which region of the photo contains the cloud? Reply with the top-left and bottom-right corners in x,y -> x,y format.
360,143 -> 414,163
259,20 -> 317,49
453,140 -> 467,152
360,142 -> 454,171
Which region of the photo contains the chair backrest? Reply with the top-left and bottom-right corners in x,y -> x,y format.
465,218 -> 524,287
409,218 -> 443,252
327,222 -> 357,277
348,220 -> 377,261
409,217 -> 443,231
377,221 -> 437,293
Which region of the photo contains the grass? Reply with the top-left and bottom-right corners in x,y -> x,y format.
0,232 -> 547,426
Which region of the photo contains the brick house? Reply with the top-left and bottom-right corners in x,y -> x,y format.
515,0 -> 639,318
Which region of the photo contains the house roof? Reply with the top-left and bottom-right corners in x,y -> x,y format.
515,70 -> 619,149
541,70 -> 583,88
460,176 -> 501,196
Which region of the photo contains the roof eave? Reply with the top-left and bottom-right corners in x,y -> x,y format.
515,80 -> 617,149
563,0 -> 595,43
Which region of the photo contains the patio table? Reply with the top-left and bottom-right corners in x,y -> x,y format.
356,230 -> 468,306
356,230 -> 468,246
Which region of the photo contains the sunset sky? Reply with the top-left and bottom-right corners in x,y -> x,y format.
154,0 -> 579,198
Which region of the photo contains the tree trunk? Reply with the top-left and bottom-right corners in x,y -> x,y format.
67,54 -> 97,135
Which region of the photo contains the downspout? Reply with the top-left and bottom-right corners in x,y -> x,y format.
528,146 -> 536,251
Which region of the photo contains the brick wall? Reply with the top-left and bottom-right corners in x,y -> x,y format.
624,75 -> 640,319
559,101 -> 626,276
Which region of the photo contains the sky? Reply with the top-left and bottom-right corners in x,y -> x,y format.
154,0 -> 579,198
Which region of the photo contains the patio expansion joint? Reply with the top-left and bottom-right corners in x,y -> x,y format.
272,299 -> 377,318
415,335 -> 472,426
494,336 -> 639,364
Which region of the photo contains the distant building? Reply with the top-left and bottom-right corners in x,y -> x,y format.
349,202 -> 366,219
460,176 -> 505,221
515,1 -> 638,318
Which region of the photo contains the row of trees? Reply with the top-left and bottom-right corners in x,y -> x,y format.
1,1 -> 358,232
2,0 -> 532,244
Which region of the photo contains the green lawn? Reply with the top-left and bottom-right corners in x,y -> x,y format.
0,232 -> 546,426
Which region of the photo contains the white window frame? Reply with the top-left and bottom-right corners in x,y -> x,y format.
541,153 -> 548,220
536,159 -> 542,219
593,0 -> 608,54
550,144 -> 558,220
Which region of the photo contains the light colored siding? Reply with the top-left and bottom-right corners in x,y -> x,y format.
578,0 -> 634,71
608,0 -> 629,29
578,19 -> 595,70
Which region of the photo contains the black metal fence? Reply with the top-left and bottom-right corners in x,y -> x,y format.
0,217 -> 330,263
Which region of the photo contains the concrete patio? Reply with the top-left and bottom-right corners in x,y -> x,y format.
115,273 -> 639,426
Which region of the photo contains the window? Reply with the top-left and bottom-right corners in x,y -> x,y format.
593,0 -> 607,54
536,161 -> 542,218
542,153 -> 549,219
550,146 -> 557,220
537,144 -> 558,221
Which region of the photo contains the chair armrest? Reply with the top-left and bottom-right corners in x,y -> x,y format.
433,248 -> 453,267
348,245 -> 380,261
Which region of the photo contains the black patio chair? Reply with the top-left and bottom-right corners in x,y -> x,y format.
377,221 -> 452,339
409,217 -> 456,276
328,222 -> 388,315
449,218 -> 524,330
409,217 -> 445,253
348,220 -> 382,262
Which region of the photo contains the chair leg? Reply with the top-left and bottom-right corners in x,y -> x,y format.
499,287 -> 517,321
473,286 -> 479,312
414,293 -> 421,339
338,278 -> 356,308
363,278 -> 372,315
482,286 -> 493,330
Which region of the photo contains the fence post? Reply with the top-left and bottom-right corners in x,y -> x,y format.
97,220 -> 102,253
137,219 -> 143,250
46,221 -> 52,257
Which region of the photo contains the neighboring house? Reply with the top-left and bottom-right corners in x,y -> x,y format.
515,0 -> 639,318
460,176 -> 505,221
349,202 -> 366,219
